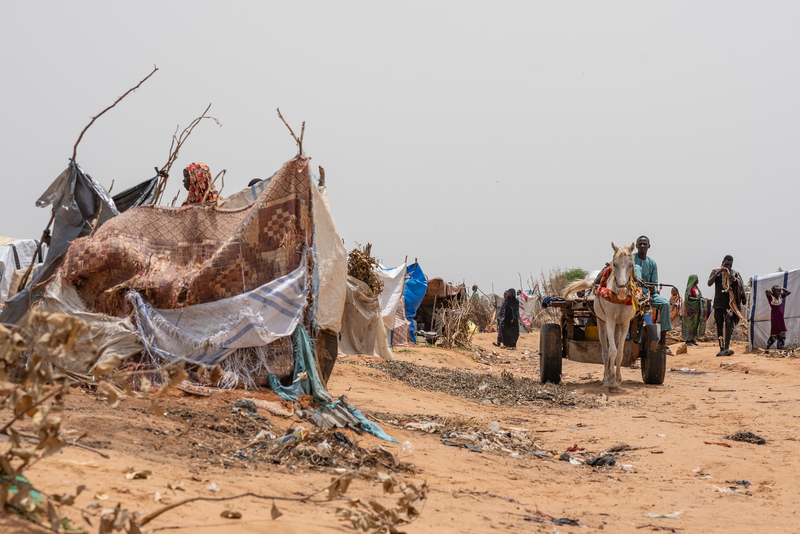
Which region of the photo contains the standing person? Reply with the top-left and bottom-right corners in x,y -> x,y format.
669,287 -> 683,328
493,290 -> 508,347
707,255 -> 747,356
182,163 -> 221,206
634,236 -> 673,355
766,285 -> 792,351
502,289 -> 520,349
681,275 -> 708,346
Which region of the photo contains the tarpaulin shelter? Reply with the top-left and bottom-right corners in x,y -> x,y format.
415,277 -> 465,333
0,238 -> 46,304
4,155 -> 348,388
749,268 -> 800,350
403,262 -> 427,341
339,276 -> 393,360
111,176 -> 158,213
1,160 -> 119,324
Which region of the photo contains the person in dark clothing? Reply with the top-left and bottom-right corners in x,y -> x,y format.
707,255 -> 746,356
501,289 -> 520,349
766,285 -> 792,351
493,290 -> 508,347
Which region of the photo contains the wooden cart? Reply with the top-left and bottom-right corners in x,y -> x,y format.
539,298 -> 666,385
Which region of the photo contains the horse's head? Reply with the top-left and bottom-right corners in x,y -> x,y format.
610,242 -> 636,299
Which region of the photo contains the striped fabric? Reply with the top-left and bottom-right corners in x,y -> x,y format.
130,258 -> 309,366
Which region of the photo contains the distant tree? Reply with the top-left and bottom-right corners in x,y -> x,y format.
565,268 -> 588,284
778,266 -> 784,272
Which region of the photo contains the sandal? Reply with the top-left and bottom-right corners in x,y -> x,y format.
492,342 -> 500,347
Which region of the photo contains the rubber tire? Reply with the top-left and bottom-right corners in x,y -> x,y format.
540,323 -> 563,384
641,324 -> 666,385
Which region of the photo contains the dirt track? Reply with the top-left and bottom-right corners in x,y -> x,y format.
2,332 -> 799,533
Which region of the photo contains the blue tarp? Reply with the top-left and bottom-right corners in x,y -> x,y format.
404,263 -> 427,340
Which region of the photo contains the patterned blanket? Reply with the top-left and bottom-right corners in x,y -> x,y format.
59,156 -> 312,316
596,267 -> 642,308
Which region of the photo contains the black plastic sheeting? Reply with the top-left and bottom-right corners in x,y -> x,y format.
112,176 -> 158,213
0,160 -> 119,324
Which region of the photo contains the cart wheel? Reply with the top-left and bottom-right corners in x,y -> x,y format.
641,324 -> 666,385
540,323 -> 562,384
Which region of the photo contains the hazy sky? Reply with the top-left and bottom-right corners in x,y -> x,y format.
2,2 -> 799,298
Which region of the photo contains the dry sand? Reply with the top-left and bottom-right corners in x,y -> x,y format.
2,332 -> 798,533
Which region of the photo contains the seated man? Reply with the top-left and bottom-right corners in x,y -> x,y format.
634,236 -> 673,356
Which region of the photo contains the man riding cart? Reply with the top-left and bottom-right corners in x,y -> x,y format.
539,240 -> 673,388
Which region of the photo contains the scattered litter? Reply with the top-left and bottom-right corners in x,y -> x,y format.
487,421 -> 501,432
124,470 -> 152,480
726,480 -> 751,488
221,510 -> 242,519
703,441 -> 732,448
566,443 -> 585,452
569,457 -> 584,465
606,442 -> 629,452
719,361 -> 739,368
650,451 -> 664,454
231,399 -> 258,414
586,456 -> 616,467
598,393 -> 608,403
401,441 -> 415,455
670,368 -> 710,375
709,388 -> 735,393
524,516 -> 581,526
250,398 -> 294,417
724,431 -> 766,445
712,484 -> 751,496
206,483 -> 221,492
559,453 -> 571,462
442,440 -> 482,453
657,434 -> 666,438
646,512 -> 681,519
405,422 -> 443,432
94,492 -> 109,501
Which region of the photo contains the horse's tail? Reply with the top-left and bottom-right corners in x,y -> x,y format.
563,280 -> 592,298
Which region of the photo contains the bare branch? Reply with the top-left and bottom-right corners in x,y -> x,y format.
276,108 -> 301,149
139,474 -> 351,526
200,169 -> 226,204
153,103 -> 221,205
72,65 -> 159,161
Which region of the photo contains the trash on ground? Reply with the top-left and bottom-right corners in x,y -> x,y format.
586,455 -> 616,467
703,441 -> 732,448
646,512 -> 681,519
606,442 -> 630,452
724,431 -> 766,445
566,443 -> 585,452
726,480 -> 751,488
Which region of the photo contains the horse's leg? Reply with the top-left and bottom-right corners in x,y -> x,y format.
604,318 -> 618,392
597,318 -> 610,388
613,320 -> 627,389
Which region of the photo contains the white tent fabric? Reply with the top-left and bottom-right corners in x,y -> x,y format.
0,239 -> 47,304
376,264 -> 406,330
749,268 -> 800,349
339,276 -> 393,359
312,184 -> 348,333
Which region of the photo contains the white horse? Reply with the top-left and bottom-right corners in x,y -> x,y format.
563,242 -> 638,392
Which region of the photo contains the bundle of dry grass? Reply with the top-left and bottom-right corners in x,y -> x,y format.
347,243 -> 384,295
441,293 -> 477,349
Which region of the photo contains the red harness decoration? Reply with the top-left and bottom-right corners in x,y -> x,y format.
596,267 -> 634,305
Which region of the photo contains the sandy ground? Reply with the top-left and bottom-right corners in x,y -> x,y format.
2,332 -> 799,533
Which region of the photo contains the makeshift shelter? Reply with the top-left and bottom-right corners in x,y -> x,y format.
403,262 -> 427,341
112,176 -> 159,212
415,277 -> 465,334
0,238 -> 46,304
1,161 -> 118,324
339,276 -> 393,360
3,155 -> 348,389
749,268 -> 800,349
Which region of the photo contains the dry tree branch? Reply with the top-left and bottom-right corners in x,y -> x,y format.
138,474 -> 351,526
153,103 -> 221,205
277,108 -> 304,154
0,383 -> 69,435
72,65 -> 159,161
200,169 -> 226,204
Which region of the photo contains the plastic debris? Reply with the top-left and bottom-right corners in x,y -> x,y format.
724,431 -> 766,445
566,443 -> 585,452
646,513 -> 681,519
586,456 -> 616,467
401,441 -> 415,455
487,421 -> 501,432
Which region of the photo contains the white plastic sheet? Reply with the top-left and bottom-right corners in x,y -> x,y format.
376,264 -> 407,330
0,239 -> 47,304
749,268 -> 800,349
312,184 -> 347,333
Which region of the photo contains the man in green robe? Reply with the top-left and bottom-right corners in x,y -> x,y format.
634,235 -> 673,355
